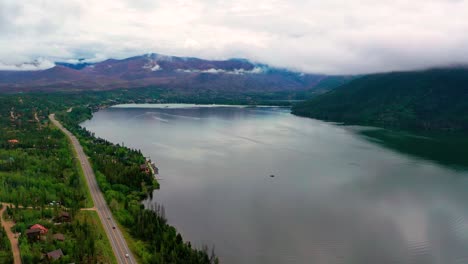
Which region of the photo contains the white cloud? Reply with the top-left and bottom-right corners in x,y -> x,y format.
176,66 -> 265,74
150,64 -> 162,71
142,60 -> 162,71
0,58 -> 55,71
0,0 -> 468,74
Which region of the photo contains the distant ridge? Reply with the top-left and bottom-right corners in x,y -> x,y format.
0,53 -> 348,93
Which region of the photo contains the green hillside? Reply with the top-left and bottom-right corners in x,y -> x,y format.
292,68 -> 468,131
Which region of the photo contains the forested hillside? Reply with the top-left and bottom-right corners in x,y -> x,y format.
0,95 -> 116,263
292,68 -> 468,131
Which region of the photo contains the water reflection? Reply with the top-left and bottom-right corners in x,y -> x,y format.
82,105 -> 468,264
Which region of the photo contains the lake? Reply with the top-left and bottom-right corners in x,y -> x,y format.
82,104 -> 468,264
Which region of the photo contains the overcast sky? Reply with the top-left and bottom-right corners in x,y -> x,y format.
1,0 -> 468,74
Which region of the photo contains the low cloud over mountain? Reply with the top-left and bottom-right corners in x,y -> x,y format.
0,54 -> 345,93
1,0 -> 468,74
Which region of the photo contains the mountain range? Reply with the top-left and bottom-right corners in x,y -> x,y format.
0,54 -> 348,93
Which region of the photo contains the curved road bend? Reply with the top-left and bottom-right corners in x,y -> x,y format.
50,114 -> 136,264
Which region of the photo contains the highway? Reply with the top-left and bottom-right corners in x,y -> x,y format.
50,114 -> 136,264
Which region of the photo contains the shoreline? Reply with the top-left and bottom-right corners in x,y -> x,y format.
63,102 -> 217,262
112,103 -> 292,109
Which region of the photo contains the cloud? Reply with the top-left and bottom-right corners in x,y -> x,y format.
0,0 -> 467,74
142,60 -> 162,71
0,58 -> 55,71
176,66 -> 265,74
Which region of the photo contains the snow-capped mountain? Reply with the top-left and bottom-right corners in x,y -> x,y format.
0,53 -> 344,92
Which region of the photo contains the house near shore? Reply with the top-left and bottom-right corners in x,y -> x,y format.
140,164 -> 151,174
141,161 -> 159,175
150,163 -> 159,175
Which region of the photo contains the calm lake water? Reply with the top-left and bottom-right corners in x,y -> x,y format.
82,104 -> 468,264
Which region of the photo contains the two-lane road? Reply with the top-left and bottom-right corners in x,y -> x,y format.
50,114 -> 136,264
